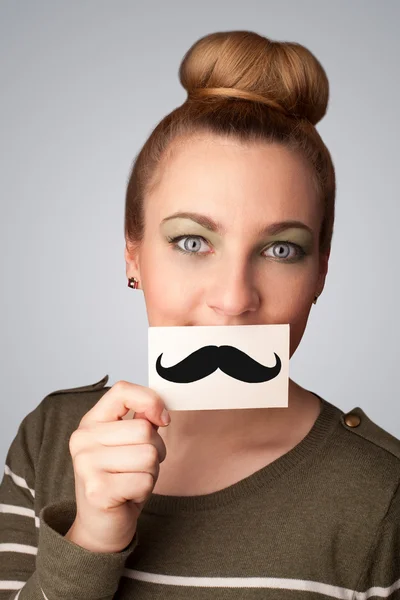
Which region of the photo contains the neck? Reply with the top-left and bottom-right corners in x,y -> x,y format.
158,378 -> 322,458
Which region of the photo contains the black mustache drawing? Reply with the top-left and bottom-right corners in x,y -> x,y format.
155,345 -> 281,384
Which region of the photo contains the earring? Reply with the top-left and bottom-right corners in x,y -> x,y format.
313,294 -> 319,305
128,277 -> 139,289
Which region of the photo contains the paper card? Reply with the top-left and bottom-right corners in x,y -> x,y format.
148,324 -> 289,411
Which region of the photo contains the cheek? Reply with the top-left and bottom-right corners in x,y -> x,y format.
283,282 -> 315,357
268,262 -> 316,312
281,282 -> 314,316
140,249 -> 199,323
288,306 -> 313,358
264,269 -> 316,356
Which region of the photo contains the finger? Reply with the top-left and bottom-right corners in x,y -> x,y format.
80,380 -> 169,427
70,420 -> 167,463
87,444 -> 161,479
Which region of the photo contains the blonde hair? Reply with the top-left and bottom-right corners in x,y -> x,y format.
125,30 -> 336,256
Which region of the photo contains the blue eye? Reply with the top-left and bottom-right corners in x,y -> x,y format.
167,235 -> 211,257
264,242 -> 306,261
167,235 -> 306,262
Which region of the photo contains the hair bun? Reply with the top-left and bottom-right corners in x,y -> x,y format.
179,31 -> 329,126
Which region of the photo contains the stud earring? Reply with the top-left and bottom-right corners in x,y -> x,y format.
128,277 -> 139,289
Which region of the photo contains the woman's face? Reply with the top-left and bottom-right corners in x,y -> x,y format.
125,134 -> 329,358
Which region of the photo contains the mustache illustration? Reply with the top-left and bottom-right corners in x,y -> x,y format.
155,345 -> 281,384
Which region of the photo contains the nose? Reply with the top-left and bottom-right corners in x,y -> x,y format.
206,259 -> 260,317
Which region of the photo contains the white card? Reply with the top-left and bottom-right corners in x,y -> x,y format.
148,324 -> 289,411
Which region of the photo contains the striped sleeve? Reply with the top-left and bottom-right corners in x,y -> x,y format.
353,479 -> 400,599
0,403 -> 41,600
0,397 -> 138,600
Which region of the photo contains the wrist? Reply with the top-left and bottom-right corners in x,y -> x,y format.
64,522 -> 128,554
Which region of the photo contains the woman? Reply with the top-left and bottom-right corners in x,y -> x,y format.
1,30 -> 399,600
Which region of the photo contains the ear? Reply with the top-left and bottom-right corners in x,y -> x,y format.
125,240 -> 141,281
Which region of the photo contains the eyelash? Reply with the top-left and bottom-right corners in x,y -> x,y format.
166,234 -> 306,262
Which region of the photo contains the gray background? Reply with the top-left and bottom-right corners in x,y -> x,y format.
1,0 -> 399,467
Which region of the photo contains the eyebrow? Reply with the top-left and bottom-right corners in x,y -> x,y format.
161,211 -> 314,237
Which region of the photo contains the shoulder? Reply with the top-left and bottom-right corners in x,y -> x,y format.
38,374 -> 111,426
321,401 -> 400,526
45,374 -> 110,397
8,375 -> 112,478
338,405 -> 400,463
336,403 -> 400,501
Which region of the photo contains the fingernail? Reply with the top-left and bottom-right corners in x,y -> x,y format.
161,408 -> 171,425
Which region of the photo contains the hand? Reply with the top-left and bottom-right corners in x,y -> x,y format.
65,380 -> 170,553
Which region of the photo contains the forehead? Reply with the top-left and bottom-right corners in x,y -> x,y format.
146,134 -> 320,227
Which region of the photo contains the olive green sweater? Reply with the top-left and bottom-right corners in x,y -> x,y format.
1,375 -> 400,600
